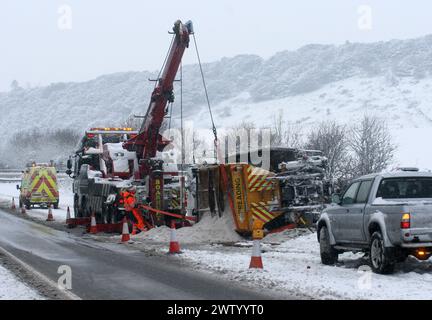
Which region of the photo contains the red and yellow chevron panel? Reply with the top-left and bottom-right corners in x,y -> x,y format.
246,165 -> 273,192
250,201 -> 276,223
29,168 -> 58,201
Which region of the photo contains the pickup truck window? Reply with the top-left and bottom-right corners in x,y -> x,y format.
342,181 -> 360,205
356,180 -> 373,203
376,177 -> 432,199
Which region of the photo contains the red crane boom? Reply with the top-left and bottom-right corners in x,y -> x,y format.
124,20 -> 193,177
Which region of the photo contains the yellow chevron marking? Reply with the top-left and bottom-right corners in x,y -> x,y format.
251,209 -> 268,222
35,183 -> 56,200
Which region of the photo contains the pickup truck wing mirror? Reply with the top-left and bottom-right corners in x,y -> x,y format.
331,193 -> 341,204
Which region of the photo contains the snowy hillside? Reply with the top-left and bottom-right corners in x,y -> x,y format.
1,34 -> 432,168
201,75 -> 432,170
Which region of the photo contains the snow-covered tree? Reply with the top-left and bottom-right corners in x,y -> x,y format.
305,121 -> 349,181
270,110 -> 303,148
10,80 -> 20,91
349,115 -> 396,176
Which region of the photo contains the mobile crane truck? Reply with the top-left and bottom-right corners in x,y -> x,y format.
67,20 -> 193,231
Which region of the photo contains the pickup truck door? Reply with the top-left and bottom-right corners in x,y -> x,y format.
330,181 -> 360,241
338,180 -> 373,243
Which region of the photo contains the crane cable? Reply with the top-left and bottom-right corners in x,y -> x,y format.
192,34 -> 218,158
180,62 -> 186,214
154,35 -> 175,90
191,33 -> 239,229
168,101 -> 173,131
136,35 -> 175,141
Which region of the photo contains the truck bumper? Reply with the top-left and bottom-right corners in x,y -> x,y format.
401,228 -> 432,244
401,242 -> 432,248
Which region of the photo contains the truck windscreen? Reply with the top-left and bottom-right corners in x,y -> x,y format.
376,177 -> 432,199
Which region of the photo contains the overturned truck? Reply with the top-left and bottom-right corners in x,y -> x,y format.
192,147 -> 331,235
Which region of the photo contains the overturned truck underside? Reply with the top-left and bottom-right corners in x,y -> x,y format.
193,148 -> 331,236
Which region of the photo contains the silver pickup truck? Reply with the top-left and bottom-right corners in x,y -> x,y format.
317,169 -> 432,274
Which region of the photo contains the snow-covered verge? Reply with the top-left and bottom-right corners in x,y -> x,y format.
0,264 -> 43,299
128,209 -> 432,300
172,232 -> 432,300
133,213 -> 243,244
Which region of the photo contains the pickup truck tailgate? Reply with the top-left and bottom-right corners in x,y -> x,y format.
404,203 -> 432,243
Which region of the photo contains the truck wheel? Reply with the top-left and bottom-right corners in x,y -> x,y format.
53,201 -> 59,209
369,231 -> 395,274
319,226 -> 338,265
25,201 -> 31,210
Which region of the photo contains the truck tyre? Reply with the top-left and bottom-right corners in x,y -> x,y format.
53,201 -> 59,209
319,226 -> 338,265
25,201 -> 31,210
369,231 -> 395,274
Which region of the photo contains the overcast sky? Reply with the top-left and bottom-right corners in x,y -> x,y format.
1,0 -> 431,92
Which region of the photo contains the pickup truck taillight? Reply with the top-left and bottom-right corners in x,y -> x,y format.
401,213 -> 411,229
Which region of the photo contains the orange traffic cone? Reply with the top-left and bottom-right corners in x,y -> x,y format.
46,205 -> 55,221
249,239 -> 264,269
11,197 -> 16,211
168,221 -> 181,254
89,212 -> 97,234
121,217 -> 131,243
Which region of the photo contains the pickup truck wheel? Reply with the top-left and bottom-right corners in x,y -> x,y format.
369,231 -> 395,274
319,226 -> 338,265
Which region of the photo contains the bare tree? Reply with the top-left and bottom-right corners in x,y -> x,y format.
224,120 -> 256,152
10,80 -> 20,91
349,115 -> 396,176
304,121 -> 349,181
270,110 -> 303,148
270,110 -> 284,147
120,114 -> 143,130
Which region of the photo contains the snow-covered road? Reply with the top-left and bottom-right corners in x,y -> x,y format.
0,206 -> 275,299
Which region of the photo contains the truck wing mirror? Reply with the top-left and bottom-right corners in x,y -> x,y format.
67,158 -> 72,169
331,193 -> 341,204
16,184 -> 20,190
